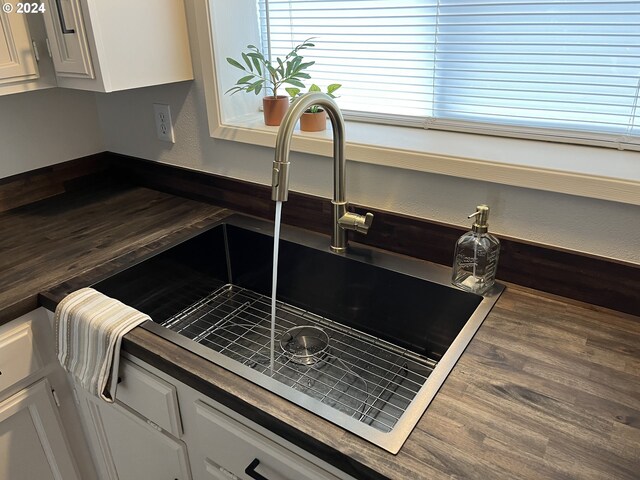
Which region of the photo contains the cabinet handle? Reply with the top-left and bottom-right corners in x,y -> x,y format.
245,458 -> 270,480
54,0 -> 76,34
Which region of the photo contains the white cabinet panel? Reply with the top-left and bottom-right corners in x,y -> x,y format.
193,400 -> 339,480
116,358 -> 183,437
0,5 -> 38,85
0,321 -> 42,395
41,0 -> 193,92
41,0 -> 94,78
123,354 -> 353,480
82,393 -> 191,480
0,379 -> 80,480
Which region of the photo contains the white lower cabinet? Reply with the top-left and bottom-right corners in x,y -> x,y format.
0,379 -> 80,480
36,305 -> 351,480
191,400 -> 341,480
77,390 -> 191,480
121,355 -> 352,480
70,355 -> 192,480
0,308 -> 95,480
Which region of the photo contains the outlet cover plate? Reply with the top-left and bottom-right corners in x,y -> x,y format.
153,103 -> 175,143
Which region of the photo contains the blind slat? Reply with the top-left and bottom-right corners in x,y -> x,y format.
258,0 -> 640,147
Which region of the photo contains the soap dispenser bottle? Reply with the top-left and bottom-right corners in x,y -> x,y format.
452,205 -> 500,295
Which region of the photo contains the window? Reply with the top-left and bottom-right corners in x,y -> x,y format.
258,0 -> 640,150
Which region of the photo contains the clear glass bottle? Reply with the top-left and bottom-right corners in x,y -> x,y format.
452,205 -> 500,295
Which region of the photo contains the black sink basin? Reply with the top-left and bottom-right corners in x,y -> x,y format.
93,214 -> 503,453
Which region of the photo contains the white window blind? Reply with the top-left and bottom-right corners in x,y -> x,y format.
258,0 -> 640,149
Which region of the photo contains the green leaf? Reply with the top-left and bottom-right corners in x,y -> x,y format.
297,38 -> 316,50
247,52 -> 267,68
309,84 -> 321,92
285,87 -> 300,98
237,74 -> 255,84
252,57 -> 262,75
225,86 -> 245,95
296,61 -> 315,72
247,44 -> 256,49
226,58 -> 245,71
327,83 -> 342,94
246,79 -> 265,95
242,53 -> 253,72
293,72 -> 311,80
278,58 -> 287,77
290,56 -> 302,73
267,65 -> 278,79
284,78 -> 305,88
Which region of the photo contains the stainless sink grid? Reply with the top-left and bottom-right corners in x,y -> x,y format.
161,283 -> 436,433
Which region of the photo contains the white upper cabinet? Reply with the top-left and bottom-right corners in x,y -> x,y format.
42,0 -> 193,92
0,7 -> 38,85
0,5 -> 57,96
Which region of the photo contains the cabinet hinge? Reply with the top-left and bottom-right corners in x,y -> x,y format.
51,388 -> 61,407
31,40 -> 40,62
45,37 -> 53,58
218,466 -> 238,479
146,419 -> 162,432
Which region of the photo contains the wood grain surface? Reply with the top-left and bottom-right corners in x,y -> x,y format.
2,175 -> 639,479
122,285 -> 640,480
0,184 -> 226,324
0,153 -> 110,213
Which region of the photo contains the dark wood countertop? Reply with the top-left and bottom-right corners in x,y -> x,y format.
0,185 -> 228,324
2,184 -> 638,479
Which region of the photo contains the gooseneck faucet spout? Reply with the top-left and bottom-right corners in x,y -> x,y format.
271,92 -> 373,252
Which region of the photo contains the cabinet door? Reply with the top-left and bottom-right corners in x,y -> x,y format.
193,400 -> 338,480
83,393 -> 191,480
0,379 -> 80,480
41,0 -> 93,78
0,320 -> 43,396
0,5 -> 38,85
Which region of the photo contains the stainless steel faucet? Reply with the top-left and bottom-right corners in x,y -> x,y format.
271,92 -> 374,252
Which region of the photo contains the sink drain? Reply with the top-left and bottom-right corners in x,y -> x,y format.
280,325 -> 329,366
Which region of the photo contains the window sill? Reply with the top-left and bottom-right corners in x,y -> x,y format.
212,114 -> 640,206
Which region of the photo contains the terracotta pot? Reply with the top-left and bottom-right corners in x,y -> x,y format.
263,96 -> 289,126
300,109 -> 327,132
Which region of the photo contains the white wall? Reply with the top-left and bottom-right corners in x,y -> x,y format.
95,77 -> 640,265
0,88 -> 103,178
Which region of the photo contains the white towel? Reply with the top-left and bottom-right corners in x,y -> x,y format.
55,287 -> 150,402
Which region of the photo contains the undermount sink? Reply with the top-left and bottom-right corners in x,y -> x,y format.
93,214 -> 503,453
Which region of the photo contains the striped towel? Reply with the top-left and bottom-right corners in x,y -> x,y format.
55,287 -> 150,402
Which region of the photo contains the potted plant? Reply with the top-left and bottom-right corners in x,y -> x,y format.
285,83 -> 342,132
225,39 -> 316,126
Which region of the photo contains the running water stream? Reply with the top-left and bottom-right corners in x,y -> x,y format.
269,201 -> 283,375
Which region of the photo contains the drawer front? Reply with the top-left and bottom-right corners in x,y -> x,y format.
0,322 -> 42,394
194,400 -> 338,480
116,358 -> 182,436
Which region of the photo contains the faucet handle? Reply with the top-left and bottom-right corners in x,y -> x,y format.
338,211 -> 374,235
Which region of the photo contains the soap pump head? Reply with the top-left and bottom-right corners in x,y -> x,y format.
468,205 -> 490,233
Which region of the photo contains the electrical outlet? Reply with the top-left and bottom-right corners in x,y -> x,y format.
153,103 -> 175,143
